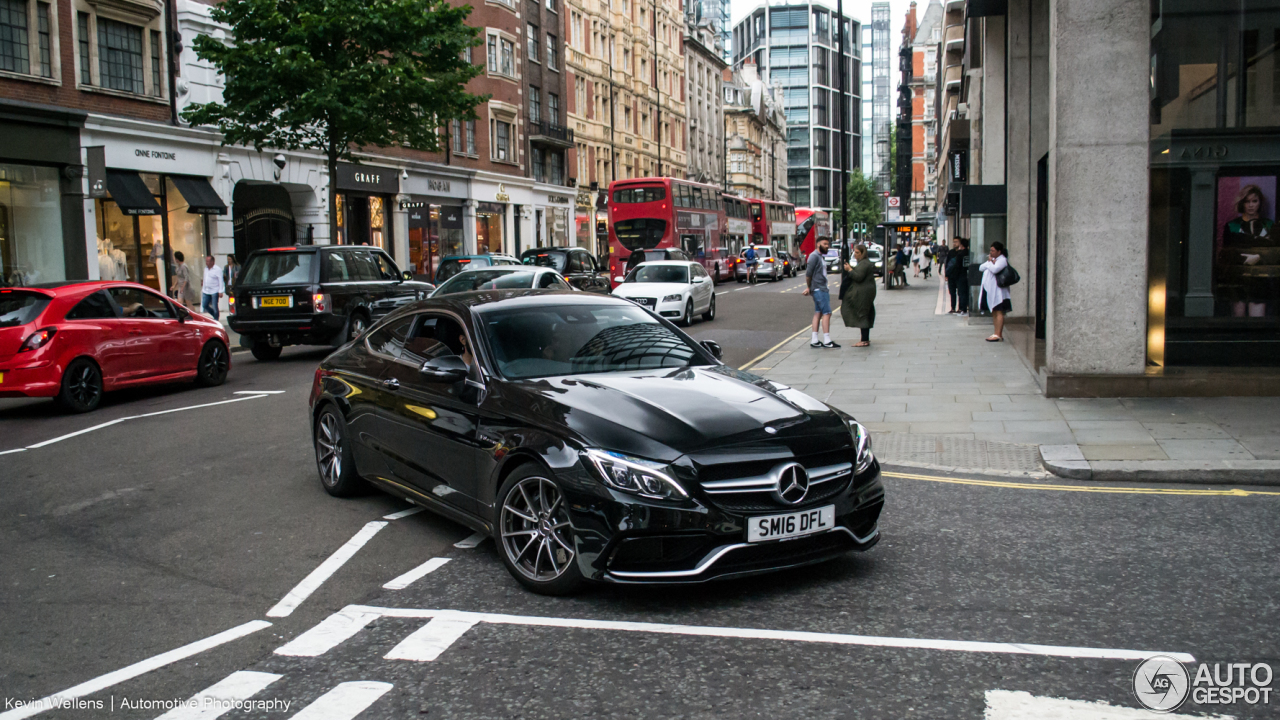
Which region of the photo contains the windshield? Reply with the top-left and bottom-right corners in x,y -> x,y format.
481,304 -> 705,380
744,247 -> 771,259
0,291 -> 50,327
241,252 -> 313,286
434,269 -> 537,296
625,265 -> 688,284
521,251 -> 568,272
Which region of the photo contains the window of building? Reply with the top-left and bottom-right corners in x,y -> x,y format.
97,18 -> 144,94
532,146 -> 545,182
546,34 -> 557,70
149,28 -> 160,95
527,23 -> 538,62
0,0 -> 58,81
547,92 -> 559,124
466,119 -> 477,155
550,152 -> 563,185
452,119 -> 464,154
490,104 -> 517,162
529,85 -> 540,123
76,11 -> 88,83
487,31 -> 515,78
493,119 -> 511,161
545,0 -> 554,11
575,77 -> 585,114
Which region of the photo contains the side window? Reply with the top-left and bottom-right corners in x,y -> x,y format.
401,315 -> 470,371
65,291 -> 118,320
325,253 -> 352,282
108,287 -> 174,319
374,253 -> 400,280
536,272 -> 560,288
347,252 -> 382,282
567,253 -> 586,273
366,317 -> 413,359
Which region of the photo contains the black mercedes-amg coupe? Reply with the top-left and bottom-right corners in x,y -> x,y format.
309,290 -> 883,594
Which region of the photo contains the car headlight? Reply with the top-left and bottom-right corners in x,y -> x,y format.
662,293 -> 683,303
850,421 -> 875,474
584,449 -> 688,500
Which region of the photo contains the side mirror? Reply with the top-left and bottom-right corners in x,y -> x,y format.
613,276 -> 625,283
401,270 -> 414,281
420,355 -> 470,382
700,340 -> 723,360
176,306 -> 191,323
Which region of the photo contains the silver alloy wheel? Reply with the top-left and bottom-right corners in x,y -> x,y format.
316,412 -> 343,488
347,314 -> 368,341
500,476 -> 575,582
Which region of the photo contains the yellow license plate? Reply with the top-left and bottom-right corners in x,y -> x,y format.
260,296 -> 291,308
0,372 -> 4,384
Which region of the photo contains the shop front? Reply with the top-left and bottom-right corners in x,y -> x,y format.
398,171 -> 469,281
85,130 -> 226,298
1148,1 -> 1280,368
476,201 -> 507,255
335,163 -> 399,249
534,189 -> 574,250
0,100 -> 87,287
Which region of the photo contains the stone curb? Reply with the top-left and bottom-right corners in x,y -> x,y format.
879,459 -> 1049,480
1039,444 -> 1280,486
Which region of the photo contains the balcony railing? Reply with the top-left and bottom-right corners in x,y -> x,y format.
529,120 -> 575,146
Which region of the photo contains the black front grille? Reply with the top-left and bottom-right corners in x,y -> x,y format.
711,530 -> 856,576
708,475 -> 851,514
608,534 -> 714,573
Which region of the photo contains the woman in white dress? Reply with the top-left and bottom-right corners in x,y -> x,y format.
978,241 -> 1012,342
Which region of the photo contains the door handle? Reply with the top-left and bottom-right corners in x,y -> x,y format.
382,378 -> 400,389
128,329 -> 143,335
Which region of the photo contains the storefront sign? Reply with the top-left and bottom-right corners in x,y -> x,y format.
336,162 -> 400,194
87,146 -> 107,198
548,195 -> 572,205
134,148 -> 177,161
428,178 -> 451,192
495,183 -> 510,203
576,188 -> 594,208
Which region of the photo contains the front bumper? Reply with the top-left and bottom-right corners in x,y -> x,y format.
563,460 -> 885,584
618,296 -> 687,319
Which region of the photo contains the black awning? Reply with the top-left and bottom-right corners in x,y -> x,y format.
105,170 -> 162,216
170,175 -> 228,215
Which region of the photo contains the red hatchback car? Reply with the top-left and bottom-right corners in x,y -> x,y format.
0,282 -> 231,413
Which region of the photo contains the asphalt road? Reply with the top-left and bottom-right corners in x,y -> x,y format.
2,280 -> 1277,719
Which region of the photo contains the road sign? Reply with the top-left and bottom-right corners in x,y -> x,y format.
887,196 -> 900,208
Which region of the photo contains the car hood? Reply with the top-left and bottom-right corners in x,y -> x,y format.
612,282 -> 689,298
502,365 -> 849,461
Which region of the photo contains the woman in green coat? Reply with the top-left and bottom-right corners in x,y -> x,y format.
840,244 -> 877,347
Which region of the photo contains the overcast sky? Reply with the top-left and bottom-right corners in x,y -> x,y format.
728,0 -> 922,58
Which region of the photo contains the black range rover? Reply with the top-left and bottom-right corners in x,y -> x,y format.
229,246 -> 434,360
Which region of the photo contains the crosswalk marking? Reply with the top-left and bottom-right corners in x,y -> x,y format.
453,532 -> 486,549
984,690 -> 1234,719
275,607 -> 382,658
154,671 -> 282,719
383,614 -> 479,662
266,521 -> 388,618
382,557 -> 450,590
289,681 -> 393,720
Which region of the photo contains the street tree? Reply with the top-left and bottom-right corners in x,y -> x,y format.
833,172 -> 881,242
182,0 -> 487,245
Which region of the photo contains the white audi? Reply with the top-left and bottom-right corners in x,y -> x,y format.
611,260 -> 715,326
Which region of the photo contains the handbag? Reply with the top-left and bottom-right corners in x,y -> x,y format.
996,262 -> 1021,288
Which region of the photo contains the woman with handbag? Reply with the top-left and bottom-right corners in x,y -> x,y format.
840,244 -> 877,347
978,241 -> 1014,342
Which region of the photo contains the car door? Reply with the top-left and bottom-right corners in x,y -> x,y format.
372,312 -> 483,517
576,250 -> 611,294
691,264 -> 713,311
63,290 -> 132,384
106,287 -> 194,378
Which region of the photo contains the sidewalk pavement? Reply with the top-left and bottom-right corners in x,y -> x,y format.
752,272 -> 1280,484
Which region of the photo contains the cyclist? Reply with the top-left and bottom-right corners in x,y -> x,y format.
743,245 -> 759,284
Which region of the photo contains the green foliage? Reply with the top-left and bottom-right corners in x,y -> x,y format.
182,0 -> 487,157
833,172 -> 882,232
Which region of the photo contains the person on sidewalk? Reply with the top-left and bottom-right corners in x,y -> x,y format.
802,237 -> 840,348
946,237 -> 971,315
840,244 -> 877,347
978,241 -> 1012,342
171,251 -> 194,308
921,243 -> 933,280
201,255 -> 226,320
223,254 -> 239,290
894,244 -> 910,288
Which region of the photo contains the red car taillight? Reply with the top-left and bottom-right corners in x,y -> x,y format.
19,327 -> 57,353
311,366 -> 331,406
228,295 -> 236,315
313,293 -> 330,312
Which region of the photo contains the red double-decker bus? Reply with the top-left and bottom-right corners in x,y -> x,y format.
747,199 -> 796,254
606,177 -> 732,284
794,207 -> 832,258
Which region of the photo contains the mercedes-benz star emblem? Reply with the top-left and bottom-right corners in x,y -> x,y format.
772,463 -> 809,505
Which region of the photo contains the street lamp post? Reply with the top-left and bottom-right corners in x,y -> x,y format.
837,0 -> 848,250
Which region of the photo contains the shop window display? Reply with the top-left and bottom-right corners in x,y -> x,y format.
0,164 -> 64,287
477,204 -> 505,255
407,203 -> 464,281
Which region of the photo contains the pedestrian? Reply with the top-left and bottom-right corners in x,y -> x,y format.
802,236 -> 839,348
945,236 -> 971,315
978,241 -> 1012,342
921,243 -> 934,280
894,244 -> 910,288
911,241 -> 923,277
840,243 -> 876,347
171,251 -> 194,308
201,255 -> 225,320
223,254 -> 239,290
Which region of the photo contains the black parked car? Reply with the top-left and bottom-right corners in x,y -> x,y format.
519,247 -> 612,294
309,290 -> 883,594
229,246 -> 434,360
624,247 -> 690,275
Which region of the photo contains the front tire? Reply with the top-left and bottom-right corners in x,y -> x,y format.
702,293 -> 716,321
56,358 -> 103,413
195,341 -> 229,387
314,406 -> 366,497
496,465 -> 584,595
680,298 -> 694,326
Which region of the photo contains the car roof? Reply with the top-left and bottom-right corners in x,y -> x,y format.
632,260 -> 694,267
4,280 -> 153,297
404,288 -> 629,315
441,254 -> 518,261
446,266 -> 544,276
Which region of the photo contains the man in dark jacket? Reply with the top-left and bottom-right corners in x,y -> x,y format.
945,236 -> 971,315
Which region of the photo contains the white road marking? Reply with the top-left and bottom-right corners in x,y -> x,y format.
382,506 -> 423,520
8,394 -> 274,453
453,532 -> 486,549
984,690 -> 1233,719
154,670 -> 282,719
233,390 -> 286,394
382,557 -> 451,590
274,607 -> 383,657
289,681 -> 393,720
383,614 -> 479,662
0,620 -> 271,720
324,605 -> 1197,663
266,521 -> 389,618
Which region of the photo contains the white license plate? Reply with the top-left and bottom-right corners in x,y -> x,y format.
746,505 -> 835,543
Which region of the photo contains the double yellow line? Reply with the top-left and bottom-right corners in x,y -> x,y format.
884,470 -> 1280,497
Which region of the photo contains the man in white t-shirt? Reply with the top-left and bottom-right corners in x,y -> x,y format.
201,255 -> 226,320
